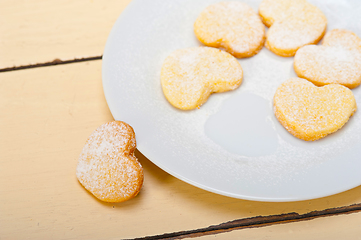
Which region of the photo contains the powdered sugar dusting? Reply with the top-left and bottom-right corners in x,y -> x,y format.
268,21 -> 325,49
194,1 -> 265,57
103,0 -> 361,200
161,47 -> 243,110
259,0 -> 292,27
294,29 -> 361,88
322,29 -> 361,51
274,78 -> 357,141
260,0 -> 327,56
76,121 -> 143,202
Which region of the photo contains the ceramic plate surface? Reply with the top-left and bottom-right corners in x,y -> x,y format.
102,0 -> 361,201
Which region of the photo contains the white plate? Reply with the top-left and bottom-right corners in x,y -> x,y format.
102,0 -> 361,202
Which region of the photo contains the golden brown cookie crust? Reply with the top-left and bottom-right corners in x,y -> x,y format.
259,0 -> 327,57
161,47 -> 243,110
294,29 -> 361,89
274,78 -> 357,141
194,1 -> 265,58
76,121 -> 144,202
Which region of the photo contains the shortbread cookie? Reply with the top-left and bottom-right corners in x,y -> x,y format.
161,47 -> 243,110
294,29 -> 361,89
76,121 -> 143,203
259,0 -> 327,57
194,2 -> 265,58
274,78 -> 357,141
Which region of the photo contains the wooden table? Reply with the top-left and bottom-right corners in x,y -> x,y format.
1,0 -> 361,239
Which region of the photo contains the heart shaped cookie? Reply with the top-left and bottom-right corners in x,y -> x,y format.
294,29 -> 361,89
274,78 -> 357,141
259,0 -> 327,57
76,121 -> 143,202
161,47 -> 243,110
194,1 -> 265,58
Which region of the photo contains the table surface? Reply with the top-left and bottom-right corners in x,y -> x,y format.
1,0 -> 361,239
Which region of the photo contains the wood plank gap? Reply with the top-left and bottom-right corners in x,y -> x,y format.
0,56 -> 102,72
132,203 -> 361,240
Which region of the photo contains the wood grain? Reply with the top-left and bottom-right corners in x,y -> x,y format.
1,60 -> 361,239
0,56 -> 102,72
0,0 -> 131,69
2,0 -> 361,239
194,211 -> 361,240
136,203 -> 361,239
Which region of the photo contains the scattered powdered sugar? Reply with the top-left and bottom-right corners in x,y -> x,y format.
268,22 -> 324,50
294,29 -> 361,88
322,28 -> 361,50
161,47 -> 243,110
274,78 -> 356,140
103,0 -> 361,199
296,46 -> 361,85
258,0 -> 291,26
262,0 -> 327,54
76,121 -> 142,202
194,1 -> 265,57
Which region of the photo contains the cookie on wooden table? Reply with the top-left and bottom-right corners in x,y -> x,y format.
76,121 -> 143,203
